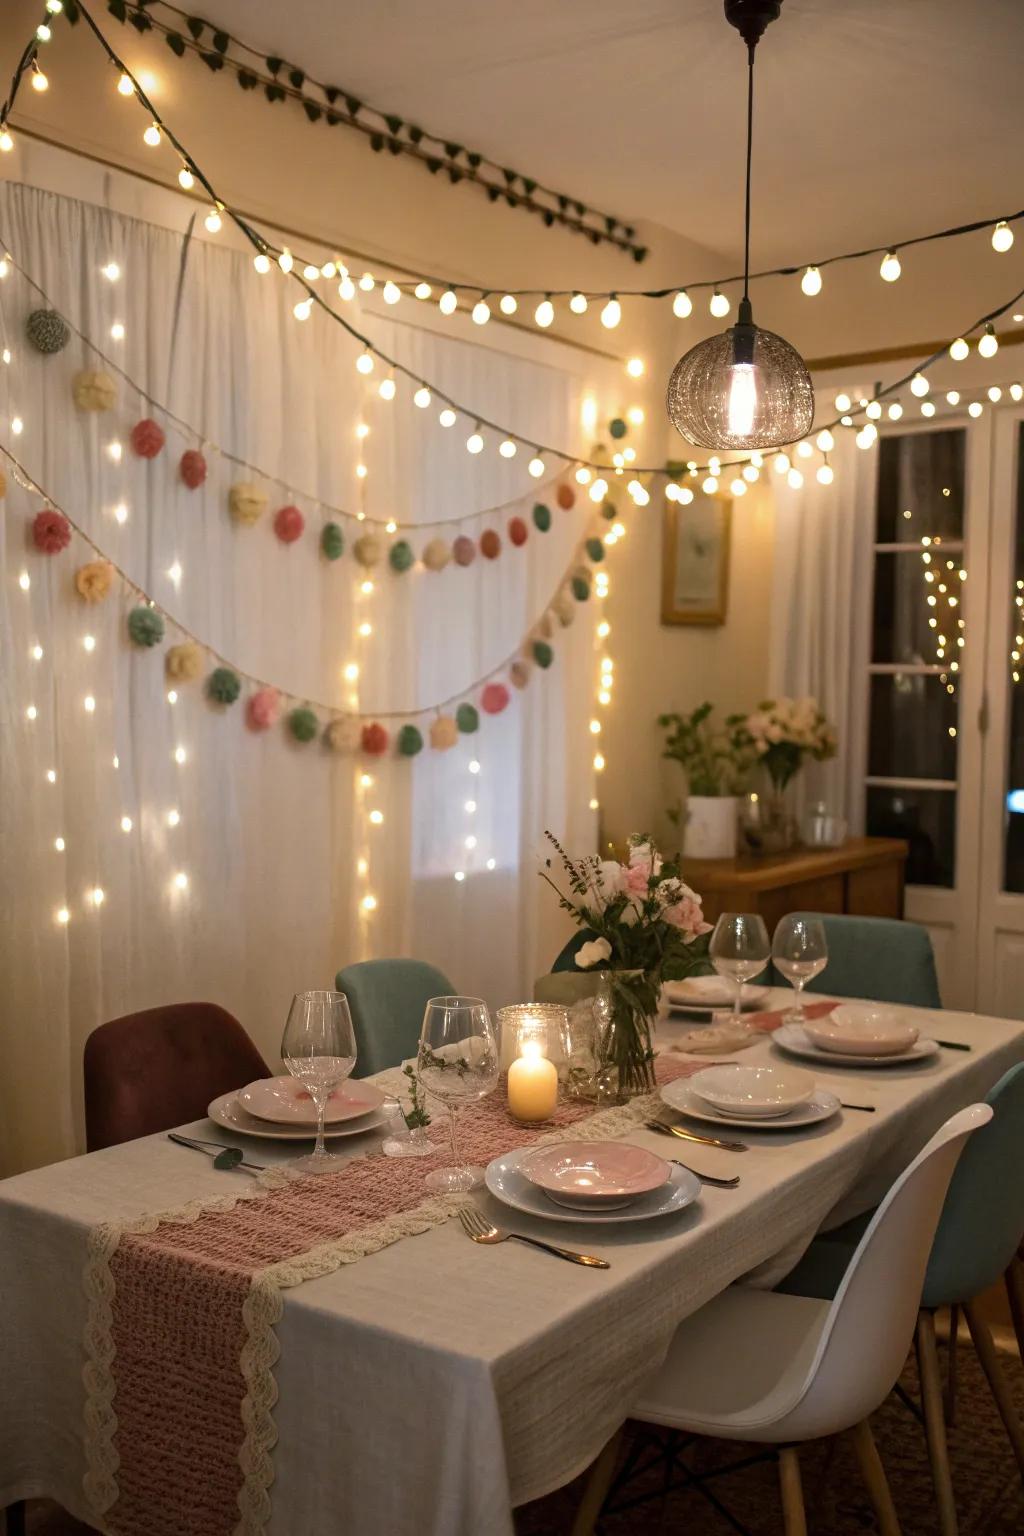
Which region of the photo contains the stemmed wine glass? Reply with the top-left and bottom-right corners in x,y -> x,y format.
281,990 -> 357,1174
772,915 -> 828,1023
416,996 -> 499,1193
709,913 -> 771,1016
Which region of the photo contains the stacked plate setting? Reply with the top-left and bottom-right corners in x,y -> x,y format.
662,1063 -> 841,1130
774,1003 -> 939,1066
207,1075 -> 389,1140
664,976 -> 770,1015
484,1140 -> 701,1224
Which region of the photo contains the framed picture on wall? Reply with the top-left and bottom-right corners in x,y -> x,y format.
661,494 -> 732,626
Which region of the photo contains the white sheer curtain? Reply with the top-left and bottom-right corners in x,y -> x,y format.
769,401 -> 877,825
0,177 -> 604,1174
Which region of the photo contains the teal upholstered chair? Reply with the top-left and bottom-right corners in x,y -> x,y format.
334,959 -> 456,1077
772,912 -> 942,1008
779,1063 -> 1024,1535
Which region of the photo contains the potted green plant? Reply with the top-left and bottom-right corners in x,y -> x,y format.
658,703 -> 753,859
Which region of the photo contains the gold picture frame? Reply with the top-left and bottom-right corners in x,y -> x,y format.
661,494 -> 732,626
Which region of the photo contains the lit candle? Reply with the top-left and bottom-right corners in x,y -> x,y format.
507,1039 -> 558,1123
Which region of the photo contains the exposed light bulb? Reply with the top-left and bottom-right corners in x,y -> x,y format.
856,423 -> 878,448
439,408 -> 456,428
989,385 -> 1003,402
949,336 -> 969,361
575,467 -> 592,484
0,130 -> 13,153
569,292 -> 588,314
887,402 -> 903,420
253,253 -> 271,274
173,871 -> 188,891
702,476 -> 718,495
534,298 -> 554,328
796,440 -> 814,459
102,261 -> 120,282
382,280 -> 402,305
471,298 -> 491,325
378,377 -> 396,401
879,249 -> 902,282
834,392 -> 852,412
672,290 -> 692,319
968,401 -> 984,418
946,389 -> 960,405
866,400 -> 882,420
466,430 -> 484,454
356,351 -> 374,374
816,462 -> 834,485
414,281 -> 432,300
204,207 -> 222,234
117,72 -> 135,96
787,467 -> 804,489
358,273 -> 375,292
36,24 -> 52,41
143,122 -> 161,146
773,453 -> 790,475
32,69 -> 49,93
801,265 -> 822,296
978,325 -> 999,358
278,249 -> 294,274
742,463 -> 759,483
993,221 -> 1015,253
1011,383 -> 1024,402
293,298 -> 312,321
709,289 -> 730,318
921,400 -> 936,417
528,456 -> 545,478
120,815 -> 133,833
726,363 -> 757,438
910,373 -> 929,397
730,477 -> 747,497
439,288 -> 458,315
499,438 -> 517,458
627,406 -> 645,426
338,274 -> 356,301
302,264 -> 319,281
816,429 -> 835,452
413,387 -> 431,408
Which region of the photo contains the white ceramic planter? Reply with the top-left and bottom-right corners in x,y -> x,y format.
683,795 -> 738,860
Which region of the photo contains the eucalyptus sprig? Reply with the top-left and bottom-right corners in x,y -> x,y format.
401,1063 -> 431,1128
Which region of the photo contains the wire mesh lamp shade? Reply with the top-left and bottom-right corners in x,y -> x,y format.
667,320 -> 814,451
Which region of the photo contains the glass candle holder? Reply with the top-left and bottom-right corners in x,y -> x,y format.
497,1003 -> 566,1123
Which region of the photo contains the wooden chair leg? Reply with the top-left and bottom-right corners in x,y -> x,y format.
1005,1256 -> 1024,1365
944,1304 -> 959,1426
5,1503 -> 27,1536
570,1426 -> 625,1536
916,1310 -> 960,1536
849,1418 -> 902,1536
965,1298 -> 1024,1481
777,1446 -> 807,1536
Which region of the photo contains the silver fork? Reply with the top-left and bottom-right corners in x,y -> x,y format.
668,1158 -> 740,1189
457,1206 -> 610,1268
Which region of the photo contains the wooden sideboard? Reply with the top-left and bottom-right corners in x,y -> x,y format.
683,836 -> 908,930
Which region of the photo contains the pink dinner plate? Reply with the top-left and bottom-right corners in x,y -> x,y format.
518,1141 -> 671,1209
236,1075 -> 386,1125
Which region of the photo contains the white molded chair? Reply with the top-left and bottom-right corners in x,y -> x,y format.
572,1103 -> 992,1536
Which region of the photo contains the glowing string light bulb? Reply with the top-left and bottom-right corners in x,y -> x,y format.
0,129 -> 13,153
949,337 -> 969,361
978,324 -> 999,358
879,249 -> 902,282
528,455 -> 545,479
177,167 -> 195,190
414,281 -> 432,300
378,376 -> 396,401
356,350 -> 374,374
471,298 -> 491,325
499,294 -> 518,315
439,288 -> 458,315
143,122 -> 161,147
253,253 -> 271,274
910,373 -> 929,397
801,265 -> 822,296
992,221 -> 1014,253
204,207 -> 222,234
569,292 -> 588,314
31,67 -> 49,93
600,297 -> 622,329
709,289 -> 730,318
117,72 -> 135,96
672,290 -> 692,318
413,387 -> 431,408
382,280 -> 401,305
534,297 -> 554,328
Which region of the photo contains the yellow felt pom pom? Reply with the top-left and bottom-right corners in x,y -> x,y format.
429,715 -> 459,751
228,482 -> 268,526
74,559 -> 114,603
324,716 -> 361,755
354,532 -> 383,568
554,589 -> 576,627
165,641 -> 203,682
421,537 -> 451,572
72,369 -> 117,411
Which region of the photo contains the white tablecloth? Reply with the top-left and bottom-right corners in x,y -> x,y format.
2,994 -> 1022,1536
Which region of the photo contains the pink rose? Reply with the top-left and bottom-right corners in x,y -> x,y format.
624,862 -> 650,897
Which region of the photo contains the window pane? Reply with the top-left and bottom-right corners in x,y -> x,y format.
876,428 -> 965,544
1003,423 -> 1024,891
866,786 -> 955,887
872,551 -> 966,665
868,674 -> 959,781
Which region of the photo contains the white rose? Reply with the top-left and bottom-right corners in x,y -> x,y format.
586,860 -> 625,909
576,937 -> 612,969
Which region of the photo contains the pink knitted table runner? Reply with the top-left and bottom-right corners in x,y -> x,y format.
748,999 -> 838,1032
82,1053 -> 709,1536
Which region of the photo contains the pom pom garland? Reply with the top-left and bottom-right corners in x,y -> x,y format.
274,504 -> 305,544
397,723 -> 424,756
452,535 -> 476,567
206,666 -> 241,705
422,537 -> 451,571
556,484 -> 576,510
179,449 -> 207,489
481,682 -> 509,715
127,605 -> 165,647
479,529 -> 501,560
229,482 -> 267,525
389,539 -> 415,573
72,370 -> 117,411
532,502 -> 552,532
456,703 -> 480,734
354,533 -> 383,567
165,641 -> 203,681
247,687 -> 280,731
430,715 -> 458,750
321,522 -> 345,560
32,508 -> 71,554
26,308 -> 69,354
75,559 -> 114,602
508,516 -> 528,547
532,639 -> 554,668
585,537 -> 605,562
289,706 -> 319,742
130,418 -> 166,459
509,658 -> 531,690
324,716 -> 360,754
362,721 -> 389,755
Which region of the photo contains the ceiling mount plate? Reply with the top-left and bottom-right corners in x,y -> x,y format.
724,0 -> 783,49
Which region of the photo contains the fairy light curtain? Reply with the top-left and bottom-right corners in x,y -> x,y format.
0,176 -> 601,1175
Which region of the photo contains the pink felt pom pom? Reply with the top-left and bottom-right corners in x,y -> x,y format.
452,535 -> 476,567
508,516 -> 528,547
130,417 -> 166,459
274,504 -> 305,544
481,682 -> 510,715
246,686 -> 280,731
361,721 -> 389,756
32,508 -> 72,554
179,448 -> 207,489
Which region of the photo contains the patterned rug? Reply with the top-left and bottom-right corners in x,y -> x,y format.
23,1333 -> 1024,1535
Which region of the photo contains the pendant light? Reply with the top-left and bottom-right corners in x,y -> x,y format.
667,0 -> 813,451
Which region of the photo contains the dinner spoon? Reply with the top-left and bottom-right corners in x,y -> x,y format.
167,1131 -> 265,1173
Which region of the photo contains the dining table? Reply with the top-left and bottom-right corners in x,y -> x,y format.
1,989 -> 1022,1536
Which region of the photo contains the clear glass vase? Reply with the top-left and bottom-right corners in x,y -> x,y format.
595,970 -> 659,1102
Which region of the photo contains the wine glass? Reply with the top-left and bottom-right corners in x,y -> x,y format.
281,990 -> 357,1174
709,913 -> 771,1016
773,915 -> 828,1022
416,996 -> 499,1192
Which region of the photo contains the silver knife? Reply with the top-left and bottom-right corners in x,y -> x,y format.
645,1119 -> 748,1153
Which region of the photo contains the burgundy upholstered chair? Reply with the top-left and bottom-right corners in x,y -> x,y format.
84,1001 -> 272,1151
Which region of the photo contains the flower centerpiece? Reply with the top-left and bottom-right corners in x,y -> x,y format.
729,696 -> 837,852
541,832 -> 712,1100
659,702 -> 756,858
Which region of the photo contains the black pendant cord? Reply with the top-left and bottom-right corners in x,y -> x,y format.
742,43 -> 755,306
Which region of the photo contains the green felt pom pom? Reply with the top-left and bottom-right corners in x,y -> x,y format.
601,500 -> 617,521
455,703 -> 479,734
207,666 -> 241,705
321,522 -> 345,561
586,537 -> 605,562
289,706 -> 319,743
533,640 -> 554,669
397,723 -> 424,756
532,502 -> 552,532
389,539 -> 415,573
571,575 -> 591,602
127,605 -> 165,647
608,417 -> 627,439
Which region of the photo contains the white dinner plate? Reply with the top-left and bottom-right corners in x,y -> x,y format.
665,979 -> 770,1015
661,1080 -> 841,1131
485,1147 -> 700,1224
208,1091 -> 389,1140
772,1023 -> 940,1068
237,1075 -> 386,1125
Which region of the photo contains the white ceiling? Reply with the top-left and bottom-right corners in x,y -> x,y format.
203,0 -> 1024,264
